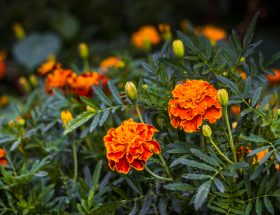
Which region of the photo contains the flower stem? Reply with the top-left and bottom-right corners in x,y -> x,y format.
72,141 -> 78,182
144,166 -> 173,181
135,104 -> 144,123
158,153 -> 173,180
83,58 -> 90,72
223,106 -> 237,163
209,137 -> 233,164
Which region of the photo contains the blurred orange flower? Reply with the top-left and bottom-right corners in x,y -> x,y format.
0,95 -> 9,106
168,80 -> 222,133
0,51 -> 6,79
38,58 -> 56,76
195,25 -> 227,44
266,69 -> 280,85
158,23 -> 172,41
45,66 -> 76,95
231,104 -> 241,115
131,25 -> 160,50
253,149 -> 269,164
100,56 -> 124,72
0,149 -> 8,166
104,118 -> 161,174
70,72 -> 108,97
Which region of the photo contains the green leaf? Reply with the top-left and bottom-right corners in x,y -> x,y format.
255,198 -> 262,215
93,86 -> 112,106
177,31 -> 197,52
90,113 -> 101,133
240,108 -> 252,117
163,182 -> 193,191
190,148 -> 220,167
92,160 -> 103,193
259,150 -> 273,165
92,201 -> 123,215
247,145 -> 270,157
141,62 -> 154,74
107,81 -> 122,105
275,152 -> 280,162
243,134 -> 268,143
213,178 -> 225,193
231,30 -> 242,52
264,50 -> 280,68
80,96 -> 99,109
245,201 -> 252,215
64,111 -> 96,135
264,197 -> 274,215
243,12 -> 259,49
251,87 -> 262,107
194,180 -> 211,210
182,174 -> 211,180
98,109 -> 110,126
216,75 -> 241,96
175,159 -> 217,172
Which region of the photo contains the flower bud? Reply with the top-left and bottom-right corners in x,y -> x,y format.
12,23 -> 25,41
16,116 -> 25,126
61,110 -> 73,128
78,43 -> 89,59
125,82 -> 137,102
86,105 -> 96,113
217,89 -> 228,106
240,57 -> 245,63
29,75 -> 38,87
19,77 -> 31,93
202,125 -> 212,137
172,39 -> 184,58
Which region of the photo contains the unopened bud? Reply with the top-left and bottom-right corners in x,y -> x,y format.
12,23 -> 25,41
172,39 -> 184,58
61,110 -> 73,128
78,43 -> 89,59
240,57 -> 245,63
218,89 -> 228,106
125,82 -> 137,102
19,77 -> 31,93
86,106 -> 96,113
29,75 -> 38,87
202,125 -> 212,137
16,116 -> 25,126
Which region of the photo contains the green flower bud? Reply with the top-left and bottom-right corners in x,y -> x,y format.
125,82 -> 137,102
172,39 -> 184,58
218,89 -> 229,106
202,125 -> 212,137
78,43 -> 89,59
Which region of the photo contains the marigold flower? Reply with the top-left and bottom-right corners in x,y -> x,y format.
104,118 -> 161,174
253,148 -> 269,164
266,69 -> 280,85
168,80 -> 222,133
70,72 -> 108,97
37,57 -> 56,76
240,71 -> 247,80
0,95 -> 9,106
158,23 -> 172,41
231,104 -> 241,115
61,110 -> 73,128
131,25 -> 160,50
0,149 -> 8,166
100,56 -> 124,72
0,51 -> 6,79
45,66 -> 76,95
195,25 -> 227,44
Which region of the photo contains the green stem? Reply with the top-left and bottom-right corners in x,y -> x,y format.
223,106 -> 237,163
72,141 -> 78,182
209,137 -> 233,164
158,153 -> 173,180
83,58 -> 90,72
135,104 -> 144,123
144,166 -> 173,181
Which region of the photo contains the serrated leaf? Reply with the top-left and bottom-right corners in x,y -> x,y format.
190,148 -> 220,167
213,178 -> 225,193
93,86 -> 112,106
174,159 -> 217,172
99,110 -> 110,127
64,111 -> 95,135
107,81 -> 122,105
264,50 -> 280,68
163,182 -> 193,191
264,197 -> 274,215
216,75 -> 241,96
251,87 -> 262,107
177,31 -> 197,52
90,113 -> 101,133
194,180 -> 211,210
182,174 -> 211,180
255,198 -> 262,215
243,134 -> 268,143
80,96 -> 99,109
243,12 -> 259,49
141,62 -> 154,74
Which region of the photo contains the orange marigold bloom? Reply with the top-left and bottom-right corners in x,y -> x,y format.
253,148 -> 269,164
195,25 -> 227,43
231,104 -> 241,115
131,25 -> 160,50
168,80 -> 222,133
0,51 -> 6,79
100,56 -> 124,72
104,118 -> 161,174
37,58 -> 56,76
266,68 -> 280,85
45,66 -> 76,95
70,72 -> 108,97
0,149 -> 8,166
